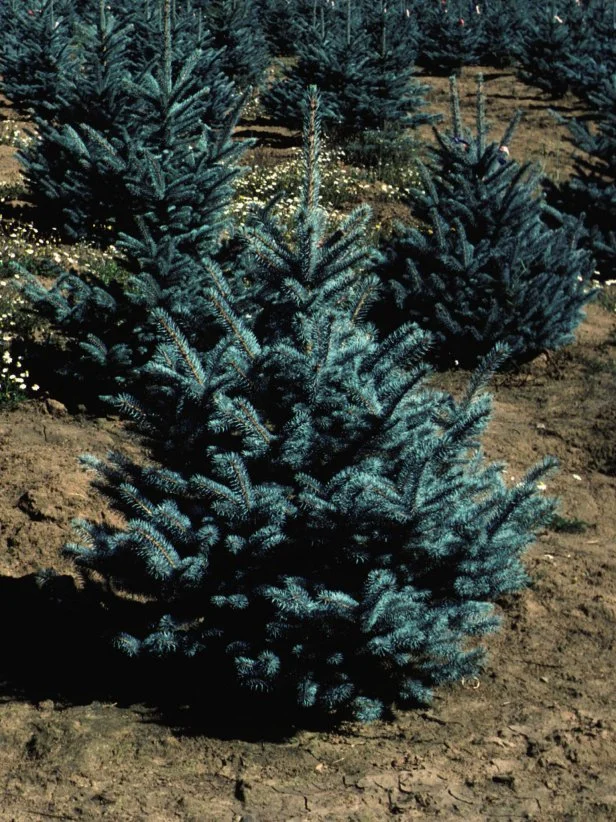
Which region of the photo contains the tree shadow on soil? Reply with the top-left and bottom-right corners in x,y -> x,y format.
483,93 -> 580,112
0,572 -> 337,741
235,126 -> 301,150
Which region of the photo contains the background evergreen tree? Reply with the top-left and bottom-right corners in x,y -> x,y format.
202,0 -> 271,88
514,0 -> 586,99
0,0 -> 76,119
256,0 -> 307,57
553,0 -> 616,99
376,76 -> 596,370
348,1 -> 433,135
17,0 -> 238,243
261,9 -> 369,133
361,0 -> 419,59
63,90 -> 557,724
18,0 -> 247,403
547,73 -> 616,280
415,0 -> 484,76
477,0 -> 527,68
262,0 -> 437,150
16,0 -> 135,239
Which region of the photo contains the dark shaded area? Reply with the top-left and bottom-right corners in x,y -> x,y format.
0,571 -> 334,741
235,125 -> 302,150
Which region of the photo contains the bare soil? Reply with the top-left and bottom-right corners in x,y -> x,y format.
0,69 -> 614,822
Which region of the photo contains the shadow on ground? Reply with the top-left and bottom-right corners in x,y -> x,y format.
0,571 -> 333,742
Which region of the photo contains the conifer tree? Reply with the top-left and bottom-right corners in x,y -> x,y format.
256,0 -> 307,56
361,0 -> 419,60
202,0 -> 271,88
478,0 -> 527,68
0,0 -> 76,119
64,90 -> 557,724
19,0 -> 246,399
416,0 -> 484,75
261,13 -> 369,132
17,0 -> 238,243
348,2 -> 433,137
17,0 -> 135,239
549,0 -> 616,99
548,73 -> 616,279
377,76 -> 596,370
514,0 -> 586,98
262,0 -> 436,141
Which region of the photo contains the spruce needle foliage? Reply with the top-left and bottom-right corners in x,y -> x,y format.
17,0 -> 246,401
17,0 -> 239,243
0,0 -> 75,119
262,2 -> 436,143
201,0 -> 271,88
548,72 -> 616,280
66,89 -> 557,724
416,0 -> 484,76
514,0 -> 589,99
377,75 -> 597,370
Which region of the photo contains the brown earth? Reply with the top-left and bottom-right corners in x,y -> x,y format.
0,69 -> 613,821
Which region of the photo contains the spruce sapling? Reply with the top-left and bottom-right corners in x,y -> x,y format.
65,90 -> 557,724
377,76 -> 597,370
548,72 -> 616,280
18,0 -> 246,403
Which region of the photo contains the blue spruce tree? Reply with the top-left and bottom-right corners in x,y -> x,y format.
65,90 -> 557,724
377,76 -> 597,370
17,0 -> 238,243
549,0 -> 616,99
415,0 -> 484,76
201,0 -> 271,88
18,0 -> 246,403
262,0 -> 436,142
0,0 -> 75,119
16,0 -> 136,239
256,0 -> 307,57
547,72 -> 616,281
514,0 -> 586,99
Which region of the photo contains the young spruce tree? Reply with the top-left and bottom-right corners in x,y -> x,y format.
262,1 -> 436,142
416,0 -> 484,76
17,0 -> 238,243
65,90 -> 557,723
201,0 -> 270,88
549,73 -> 616,280
514,0 -> 585,99
19,0 -> 245,401
377,76 -> 596,370
0,0 -> 75,119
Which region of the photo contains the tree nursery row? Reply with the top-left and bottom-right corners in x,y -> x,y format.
0,0 -> 611,723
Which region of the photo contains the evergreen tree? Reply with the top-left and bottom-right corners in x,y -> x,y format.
553,0 -> 616,99
348,2 -> 430,135
19,0 -> 246,401
548,73 -> 616,280
262,2 -> 436,145
64,90 -> 557,724
477,0 -> 527,68
361,0 -> 419,59
377,76 -> 596,370
17,0 -> 238,243
256,0 -> 307,57
514,0 -> 586,98
261,13 -> 370,132
0,0 -> 76,119
202,0 -> 271,88
16,0 -> 135,239
416,0 -> 484,76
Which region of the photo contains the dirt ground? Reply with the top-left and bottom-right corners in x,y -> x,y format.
0,69 -> 613,821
